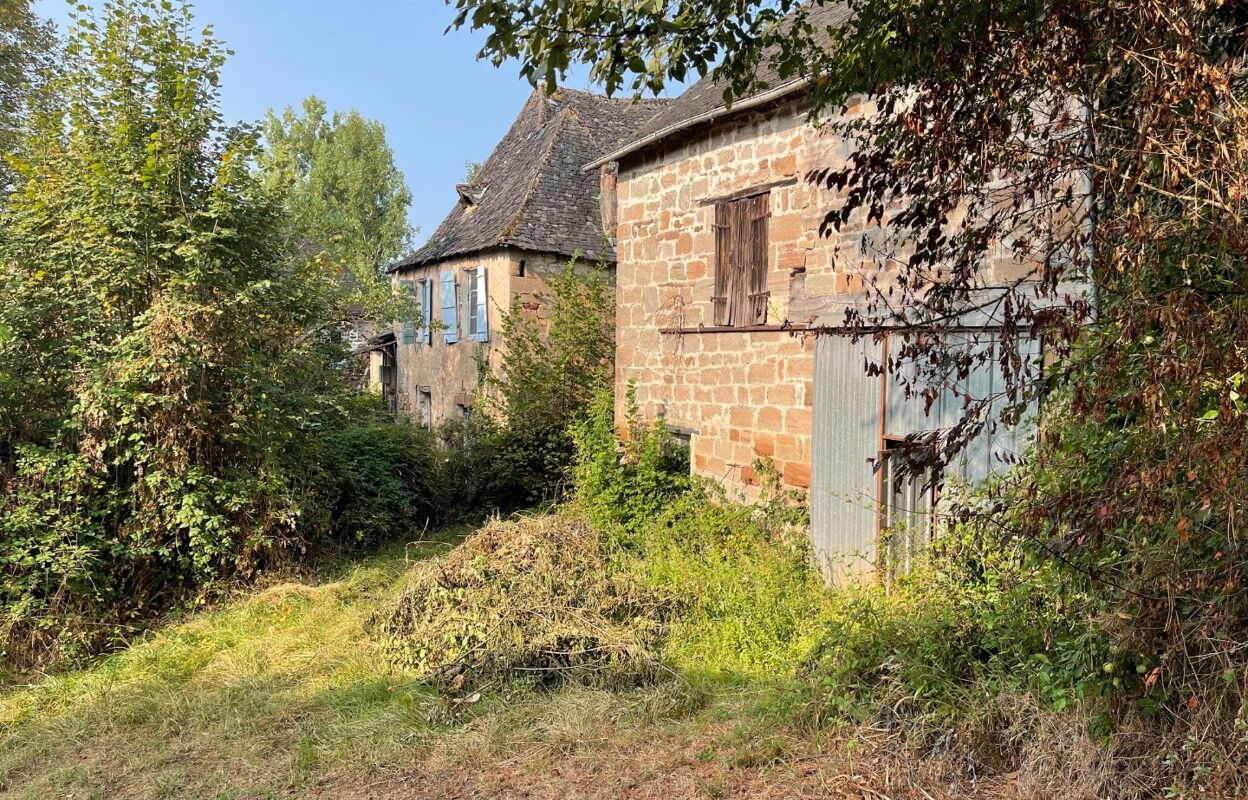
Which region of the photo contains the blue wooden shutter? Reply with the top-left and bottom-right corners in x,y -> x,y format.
399,279 -> 417,344
420,278 -> 433,344
440,271 -> 458,343
472,267 -> 489,342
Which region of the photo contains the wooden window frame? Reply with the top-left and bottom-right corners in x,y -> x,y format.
465,266 -> 489,342
712,192 -> 771,327
440,271 -> 459,344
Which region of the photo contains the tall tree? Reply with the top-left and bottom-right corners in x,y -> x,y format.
258,96 -> 413,318
0,0 -> 57,195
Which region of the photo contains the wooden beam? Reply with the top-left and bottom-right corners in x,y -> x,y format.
697,177 -> 799,207
658,323 -> 807,335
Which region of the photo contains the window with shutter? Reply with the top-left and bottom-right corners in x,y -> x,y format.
712,192 -> 770,326
440,271 -> 458,343
465,266 -> 489,342
399,279 -> 417,344
420,278 -> 433,345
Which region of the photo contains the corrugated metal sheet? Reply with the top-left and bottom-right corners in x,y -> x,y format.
810,331 -> 1039,580
810,335 -> 884,582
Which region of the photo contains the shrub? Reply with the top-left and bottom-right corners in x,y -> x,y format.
570,385 -> 691,534
302,398 -> 441,547
569,387 -> 826,678
790,494 -> 1248,796
800,528 -> 1110,725
635,488 -> 827,679
468,263 -> 615,513
425,413 -> 529,523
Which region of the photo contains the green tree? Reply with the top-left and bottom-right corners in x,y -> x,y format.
0,0 -> 57,195
0,0 -> 374,665
258,96 -> 413,318
487,264 -> 615,499
436,264 -> 616,516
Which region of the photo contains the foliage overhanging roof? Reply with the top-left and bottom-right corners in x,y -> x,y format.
586,2 -> 851,170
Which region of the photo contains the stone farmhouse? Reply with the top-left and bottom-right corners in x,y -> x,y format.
371,87 -> 669,427
364,7 -> 1077,577
589,4 -> 1066,576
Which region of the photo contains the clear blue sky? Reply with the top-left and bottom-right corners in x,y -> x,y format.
32,0 -> 687,248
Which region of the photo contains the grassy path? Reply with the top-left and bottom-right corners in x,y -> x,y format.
1,530 -> 852,800
0,534 -> 462,798
0,519 -> 1054,800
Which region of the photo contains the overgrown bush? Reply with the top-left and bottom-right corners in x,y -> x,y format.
792,474 -> 1248,796
479,262 -> 611,504
429,413 -> 534,523
301,397 -> 441,547
433,263 -> 616,517
569,386 -> 828,678
800,523 -> 1108,720
570,385 -> 692,534
632,488 -> 826,679
0,1 -> 425,669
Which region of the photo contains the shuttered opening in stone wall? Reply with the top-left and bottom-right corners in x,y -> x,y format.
713,192 -> 770,326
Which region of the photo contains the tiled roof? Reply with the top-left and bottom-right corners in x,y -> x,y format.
586,3 -> 851,169
391,88 -> 670,270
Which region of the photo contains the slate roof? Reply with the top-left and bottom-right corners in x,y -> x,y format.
391,88 -> 671,270
586,2 -> 851,170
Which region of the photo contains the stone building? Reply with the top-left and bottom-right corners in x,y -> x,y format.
379,88 -> 669,427
587,4 -> 854,497
590,4 -> 1070,575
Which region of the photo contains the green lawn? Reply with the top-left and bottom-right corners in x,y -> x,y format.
0,537 -> 442,798
0,530 -> 781,800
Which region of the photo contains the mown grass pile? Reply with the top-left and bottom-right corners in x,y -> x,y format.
373,513 -> 673,692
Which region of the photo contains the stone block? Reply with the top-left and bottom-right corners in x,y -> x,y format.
783,461 -> 811,489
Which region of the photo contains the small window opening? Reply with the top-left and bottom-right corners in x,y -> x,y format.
517,259 -> 526,277
417,388 -> 432,430
878,437 -> 938,580
664,426 -> 695,474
